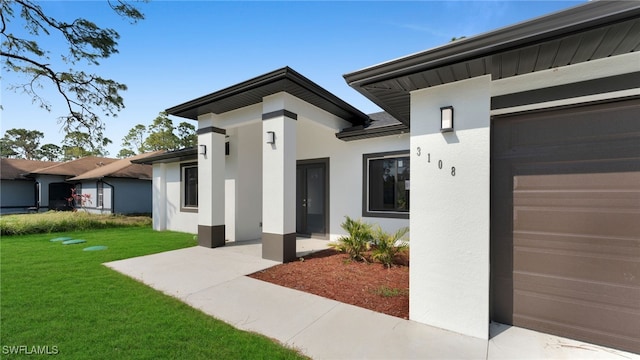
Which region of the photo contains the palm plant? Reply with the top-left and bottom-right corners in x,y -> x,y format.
371,226 -> 409,268
330,216 -> 373,262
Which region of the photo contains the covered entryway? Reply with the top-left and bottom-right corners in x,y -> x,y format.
296,159 -> 329,238
491,98 -> 640,353
49,182 -> 75,211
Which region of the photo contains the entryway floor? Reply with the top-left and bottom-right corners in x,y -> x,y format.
105,241 -> 639,359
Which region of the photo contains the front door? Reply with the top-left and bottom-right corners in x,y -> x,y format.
296,159 -> 328,237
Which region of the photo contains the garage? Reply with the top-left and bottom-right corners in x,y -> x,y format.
491,98 -> 640,353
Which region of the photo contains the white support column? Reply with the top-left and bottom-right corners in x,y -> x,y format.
197,113 -> 226,248
261,109 -> 297,262
409,75 -> 491,340
152,163 -> 167,231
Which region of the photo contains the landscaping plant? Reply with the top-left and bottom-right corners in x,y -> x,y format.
329,216 -> 373,262
371,226 -> 409,268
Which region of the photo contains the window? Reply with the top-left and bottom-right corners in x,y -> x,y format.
97,181 -> 104,208
363,151 -> 409,219
181,163 -> 198,211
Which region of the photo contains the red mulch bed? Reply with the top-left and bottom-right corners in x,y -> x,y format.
247,248 -> 409,319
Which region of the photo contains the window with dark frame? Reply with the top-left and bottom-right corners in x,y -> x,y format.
363,152 -> 410,218
183,165 -> 198,208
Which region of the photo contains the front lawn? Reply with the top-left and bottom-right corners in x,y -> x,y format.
0,228 -> 305,359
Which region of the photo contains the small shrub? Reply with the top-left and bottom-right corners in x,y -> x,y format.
329,216 -> 373,262
371,226 -> 409,268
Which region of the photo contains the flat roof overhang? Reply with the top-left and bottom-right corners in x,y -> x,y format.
131,147 -> 197,165
167,67 -> 369,127
344,1 -> 640,126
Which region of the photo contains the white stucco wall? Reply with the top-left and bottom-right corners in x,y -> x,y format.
232,123 -> 263,240
409,75 -> 491,340
197,115 -> 226,235
157,94 -> 410,241
154,161 -> 198,234
152,163 -> 168,230
296,113 -> 410,241
262,112 -> 297,236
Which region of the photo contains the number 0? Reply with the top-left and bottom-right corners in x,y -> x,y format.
438,160 -> 443,169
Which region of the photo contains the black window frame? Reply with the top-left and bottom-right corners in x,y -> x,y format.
181,162 -> 198,212
362,150 -> 410,219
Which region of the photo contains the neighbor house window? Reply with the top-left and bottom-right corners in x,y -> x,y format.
97,181 -> 104,208
363,151 -> 409,219
181,163 -> 198,212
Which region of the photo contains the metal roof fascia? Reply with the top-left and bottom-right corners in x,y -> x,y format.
335,124 -> 408,141
344,1 -> 640,87
131,148 -> 197,164
166,67 -> 369,125
166,67 -> 290,119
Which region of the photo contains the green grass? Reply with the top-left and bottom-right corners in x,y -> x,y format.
1,228 -> 306,359
0,212 -> 152,236
371,285 -> 409,298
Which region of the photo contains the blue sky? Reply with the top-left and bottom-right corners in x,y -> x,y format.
2,1 -> 584,156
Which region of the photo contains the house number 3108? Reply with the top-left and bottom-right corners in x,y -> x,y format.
416,147 -> 456,176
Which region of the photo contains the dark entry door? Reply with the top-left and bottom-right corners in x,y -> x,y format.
297,160 -> 328,237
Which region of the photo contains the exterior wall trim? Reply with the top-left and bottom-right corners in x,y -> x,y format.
262,109 -> 298,121
198,224 -> 225,248
262,232 -> 297,262
491,72 -> 640,110
197,126 -> 226,135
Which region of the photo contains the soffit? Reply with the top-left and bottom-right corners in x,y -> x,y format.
345,2 -> 640,126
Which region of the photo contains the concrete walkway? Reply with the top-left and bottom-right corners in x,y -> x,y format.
105,241 -> 639,360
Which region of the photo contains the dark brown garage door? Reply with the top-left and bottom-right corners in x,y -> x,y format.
491,98 -> 640,353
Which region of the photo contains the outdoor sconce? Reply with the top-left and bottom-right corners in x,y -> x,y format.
440,106 -> 454,133
199,144 -> 207,155
265,131 -> 275,144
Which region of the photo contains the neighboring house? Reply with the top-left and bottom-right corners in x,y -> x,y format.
26,157 -> 120,212
143,2 -> 639,354
0,159 -> 59,214
67,151 -> 163,214
0,153 -> 158,215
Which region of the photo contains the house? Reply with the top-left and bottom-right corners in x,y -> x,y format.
67,151 -> 163,214
0,159 -> 59,214
0,153 -> 158,215
135,71 -> 410,243
26,157 -> 120,212
143,1 -> 639,354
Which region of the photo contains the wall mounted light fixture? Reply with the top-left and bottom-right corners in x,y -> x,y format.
199,144 -> 207,155
265,131 -> 275,144
440,106 -> 454,133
